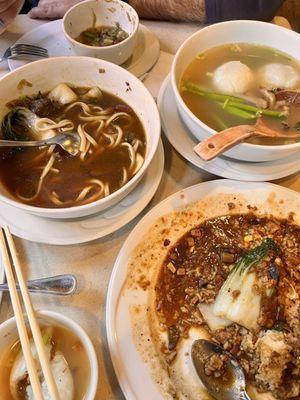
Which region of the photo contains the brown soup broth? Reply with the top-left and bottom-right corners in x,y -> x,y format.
155,214 -> 300,399
0,325 -> 90,400
0,88 -> 146,208
75,25 -> 128,47
180,43 -> 300,145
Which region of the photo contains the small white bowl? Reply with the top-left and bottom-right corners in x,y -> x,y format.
171,20 -> 300,162
0,56 -> 160,219
63,0 -> 139,65
0,310 -> 98,400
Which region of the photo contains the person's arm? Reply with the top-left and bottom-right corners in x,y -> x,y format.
128,0 -> 284,22
0,0 -> 24,34
28,0 -> 82,19
28,0 -> 284,22
28,0 -> 206,21
128,0 -> 206,22
204,0 -> 285,23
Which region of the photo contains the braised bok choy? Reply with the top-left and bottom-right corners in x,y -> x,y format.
1,107 -> 39,141
213,238 -> 279,330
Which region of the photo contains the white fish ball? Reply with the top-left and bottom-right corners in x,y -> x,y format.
258,63 -> 299,89
213,61 -> 254,94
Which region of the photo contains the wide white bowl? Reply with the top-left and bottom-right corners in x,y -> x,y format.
0,56 -> 160,219
171,20 -> 300,162
63,0 -> 139,65
0,310 -> 98,400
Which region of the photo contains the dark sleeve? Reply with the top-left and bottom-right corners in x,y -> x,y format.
205,0 -> 284,23
21,0 -> 39,13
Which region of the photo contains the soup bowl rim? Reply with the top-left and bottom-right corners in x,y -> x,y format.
0,309 -> 98,400
0,56 -> 160,216
171,19 -> 300,151
63,0 -> 139,50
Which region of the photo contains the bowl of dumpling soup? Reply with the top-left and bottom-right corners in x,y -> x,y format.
0,310 -> 98,400
171,20 -> 300,162
0,56 -> 160,219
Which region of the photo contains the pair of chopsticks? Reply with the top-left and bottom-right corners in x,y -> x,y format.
0,226 -> 60,400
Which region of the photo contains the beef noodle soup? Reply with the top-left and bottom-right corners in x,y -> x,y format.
0,84 -> 146,208
180,43 -> 300,145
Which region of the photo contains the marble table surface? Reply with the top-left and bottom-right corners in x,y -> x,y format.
0,15 -> 299,400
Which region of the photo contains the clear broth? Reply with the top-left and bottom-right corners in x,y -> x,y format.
180,43 -> 300,145
0,325 -> 91,400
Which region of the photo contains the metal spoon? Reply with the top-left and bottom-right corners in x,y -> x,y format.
0,133 -> 81,156
191,339 -> 251,400
0,274 -> 77,295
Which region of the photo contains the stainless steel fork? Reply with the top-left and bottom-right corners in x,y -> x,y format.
0,43 -> 48,62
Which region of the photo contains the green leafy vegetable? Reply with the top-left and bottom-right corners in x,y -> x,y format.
77,23 -> 128,47
229,238 -> 278,276
1,107 -> 39,141
196,53 -> 206,60
294,122 -> 300,132
183,82 -> 288,121
42,327 -> 53,345
221,103 -> 257,120
18,94 -> 29,102
83,30 -> 98,39
182,82 -> 246,104
273,321 -> 290,332
2,108 -> 18,140
42,331 -> 51,345
223,100 -> 287,119
213,238 -> 279,330
213,114 -> 229,130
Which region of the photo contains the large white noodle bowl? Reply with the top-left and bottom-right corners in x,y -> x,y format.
0,57 -> 160,219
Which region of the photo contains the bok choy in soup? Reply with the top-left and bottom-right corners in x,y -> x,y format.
0,83 -> 146,208
180,43 -> 300,145
75,24 -> 129,47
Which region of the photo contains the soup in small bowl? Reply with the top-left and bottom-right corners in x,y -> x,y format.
0,310 -> 98,400
63,0 -> 139,65
171,20 -> 300,162
75,24 -> 129,47
0,57 -> 160,219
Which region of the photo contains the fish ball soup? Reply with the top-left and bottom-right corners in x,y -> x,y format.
180,43 -> 300,145
0,84 -> 146,208
0,325 -> 90,400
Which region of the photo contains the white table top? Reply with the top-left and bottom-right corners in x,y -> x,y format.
0,15 -> 299,400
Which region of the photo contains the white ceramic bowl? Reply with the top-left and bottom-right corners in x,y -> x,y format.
171,20 -> 300,162
0,56 -> 160,219
63,0 -> 139,65
0,310 -> 98,400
